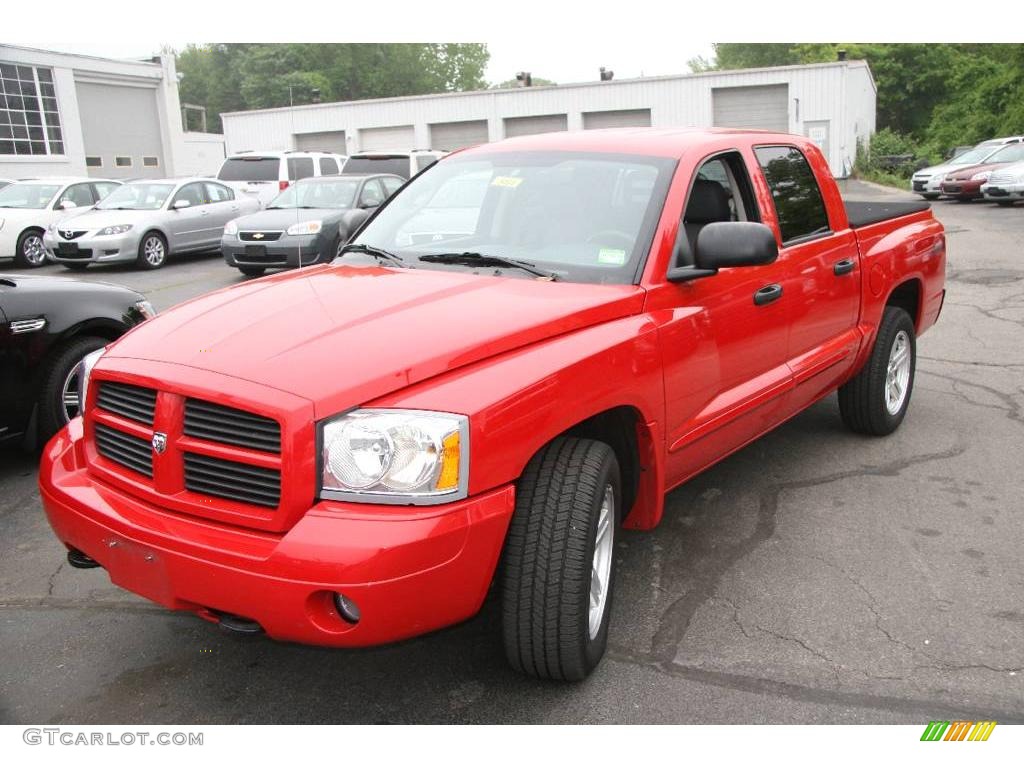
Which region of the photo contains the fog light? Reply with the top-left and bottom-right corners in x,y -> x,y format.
333,592 -> 361,624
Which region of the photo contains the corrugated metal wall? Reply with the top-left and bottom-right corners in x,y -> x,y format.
221,62 -> 875,177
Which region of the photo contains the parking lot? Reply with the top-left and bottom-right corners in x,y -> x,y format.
1,179 -> 1022,724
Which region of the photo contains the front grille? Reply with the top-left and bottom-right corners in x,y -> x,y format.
945,184 -> 962,193
988,172 -> 1015,185
55,246 -> 93,259
58,230 -> 88,240
96,382 -> 157,424
184,398 -> 280,453
95,423 -> 153,477
237,251 -> 288,265
184,452 -> 280,508
240,231 -> 283,242
912,181 -> 926,191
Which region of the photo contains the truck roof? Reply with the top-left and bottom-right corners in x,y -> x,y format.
457,127 -> 797,159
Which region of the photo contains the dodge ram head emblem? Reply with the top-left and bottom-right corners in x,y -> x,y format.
151,432 -> 167,454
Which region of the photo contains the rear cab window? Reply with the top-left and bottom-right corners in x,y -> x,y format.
218,157 -> 281,182
344,156 -> 411,179
753,145 -> 831,244
319,157 -> 339,176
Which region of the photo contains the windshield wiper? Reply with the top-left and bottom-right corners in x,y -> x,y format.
419,252 -> 558,280
338,243 -> 409,267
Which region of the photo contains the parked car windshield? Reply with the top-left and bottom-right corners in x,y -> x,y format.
0,183 -> 61,209
953,145 -> 1004,165
984,143 -> 1024,165
352,151 -> 676,284
218,157 -> 280,182
268,179 -> 360,209
96,183 -> 175,211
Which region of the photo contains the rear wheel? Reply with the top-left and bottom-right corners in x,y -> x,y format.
838,306 -> 916,436
136,232 -> 167,270
995,201 -> 1015,207
37,335 -> 107,442
501,437 -> 621,681
14,229 -> 47,268
238,266 -> 265,277
921,193 -> 939,201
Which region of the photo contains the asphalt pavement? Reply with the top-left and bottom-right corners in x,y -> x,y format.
1,181 -> 1022,723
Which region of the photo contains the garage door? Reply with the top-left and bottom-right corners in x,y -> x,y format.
430,120 -> 489,151
504,114 -> 568,138
359,125 -> 415,152
712,85 -> 789,132
294,130 -> 347,154
582,109 -> 652,130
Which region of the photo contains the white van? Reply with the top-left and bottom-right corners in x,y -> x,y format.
216,150 -> 348,207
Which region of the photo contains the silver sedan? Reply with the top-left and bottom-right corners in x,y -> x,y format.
43,177 -> 259,270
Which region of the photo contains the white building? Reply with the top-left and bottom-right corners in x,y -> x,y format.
222,59 -> 876,177
0,44 -> 225,180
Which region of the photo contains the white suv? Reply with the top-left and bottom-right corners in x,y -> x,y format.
216,150 -> 348,207
342,149 -> 446,180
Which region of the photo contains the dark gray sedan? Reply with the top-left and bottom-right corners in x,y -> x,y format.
221,173 -> 404,277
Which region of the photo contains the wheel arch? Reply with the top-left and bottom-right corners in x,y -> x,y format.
885,277 -> 923,331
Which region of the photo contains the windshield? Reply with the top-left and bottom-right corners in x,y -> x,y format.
268,179 -> 360,209
96,183 -> 175,210
0,183 -> 60,209
985,143 -> 1024,165
344,157 -> 410,178
218,157 -> 280,182
352,151 -> 676,284
952,144 -> 1005,165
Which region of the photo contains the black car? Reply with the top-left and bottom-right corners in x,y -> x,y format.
0,273 -> 154,447
221,173 -> 405,277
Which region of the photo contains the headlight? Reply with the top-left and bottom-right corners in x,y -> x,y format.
224,220 -> 238,236
132,299 -> 157,321
971,172 -> 991,182
931,173 -> 944,182
47,222 -> 56,233
319,409 -> 468,504
97,224 -> 132,236
287,220 -> 322,236
76,348 -> 106,415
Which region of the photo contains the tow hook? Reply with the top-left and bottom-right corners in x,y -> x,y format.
66,549 -> 101,569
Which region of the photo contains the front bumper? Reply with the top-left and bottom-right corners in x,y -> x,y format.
911,176 -> 943,195
981,182 -> 1024,201
222,234 -> 327,270
44,230 -> 142,264
940,179 -> 984,198
40,419 -> 515,647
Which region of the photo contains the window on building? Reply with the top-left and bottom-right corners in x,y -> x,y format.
753,145 -> 831,244
115,156 -> 132,168
85,156 -> 103,167
0,63 -> 64,156
142,156 -> 159,168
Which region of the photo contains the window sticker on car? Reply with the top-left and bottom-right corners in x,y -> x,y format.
597,248 -> 627,265
491,176 -> 524,188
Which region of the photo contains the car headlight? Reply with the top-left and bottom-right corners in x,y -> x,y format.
97,224 -> 132,236
971,172 -> 991,182
931,173 -> 945,182
132,299 -> 157,321
319,409 -> 468,504
76,348 -> 106,415
47,222 -> 56,233
224,220 -> 238,236
287,220 -> 322,236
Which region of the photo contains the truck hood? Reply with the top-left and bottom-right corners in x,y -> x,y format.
105,264 -> 645,416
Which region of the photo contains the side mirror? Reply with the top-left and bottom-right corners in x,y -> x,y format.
667,222 -> 778,282
173,199 -> 191,210
59,200 -> 77,210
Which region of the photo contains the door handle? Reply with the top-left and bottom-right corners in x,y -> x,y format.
754,284 -> 783,306
833,259 -> 856,276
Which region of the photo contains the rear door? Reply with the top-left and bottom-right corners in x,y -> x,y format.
752,144 -> 861,409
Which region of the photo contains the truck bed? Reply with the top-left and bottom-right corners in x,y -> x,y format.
844,199 -> 931,229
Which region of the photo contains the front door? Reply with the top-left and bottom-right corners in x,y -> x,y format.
166,182 -> 209,250
658,151 -> 795,488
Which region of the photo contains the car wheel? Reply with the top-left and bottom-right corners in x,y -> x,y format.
37,335 -> 107,443
136,232 -> 168,270
921,193 -> 939,201
14,229 -> 47,268
995,201 -> 1015,207
838,306 -> 916,436
238,266 -> 265,278
501,436 -> 621,681
61,262 -> 89,271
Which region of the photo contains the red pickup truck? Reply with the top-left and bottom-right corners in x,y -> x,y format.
39,129 -> 946,681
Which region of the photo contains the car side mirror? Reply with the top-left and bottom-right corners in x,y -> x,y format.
59,200 -> 77,210
667,222 -> 778,282
173,199 -> 191,210
359,201 -> 378,210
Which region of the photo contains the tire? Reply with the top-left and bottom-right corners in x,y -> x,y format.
61,262 -> 89,271
996,201 -> 1015,207
14,229 -> 47,268
136,232 -> 168,270
838,306 -> 916,436
501,436 -> 621,681
921,193 -> 939,201
238,266 -> 265,278
37,335 -> 107,443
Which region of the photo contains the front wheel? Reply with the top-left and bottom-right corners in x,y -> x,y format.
136,232 -> 168,270
838,306 -> 916,436
238,266 -> 265,278
37,335 -> 107,442
995,201 -> 1015,207
15,229 -> 47,268
501,437 -> 621,681
921,193 -> 939,201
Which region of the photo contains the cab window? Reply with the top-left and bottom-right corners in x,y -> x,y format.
754,145 -> 830,244
172,182 -> 208,207
57,183 -> 95,209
